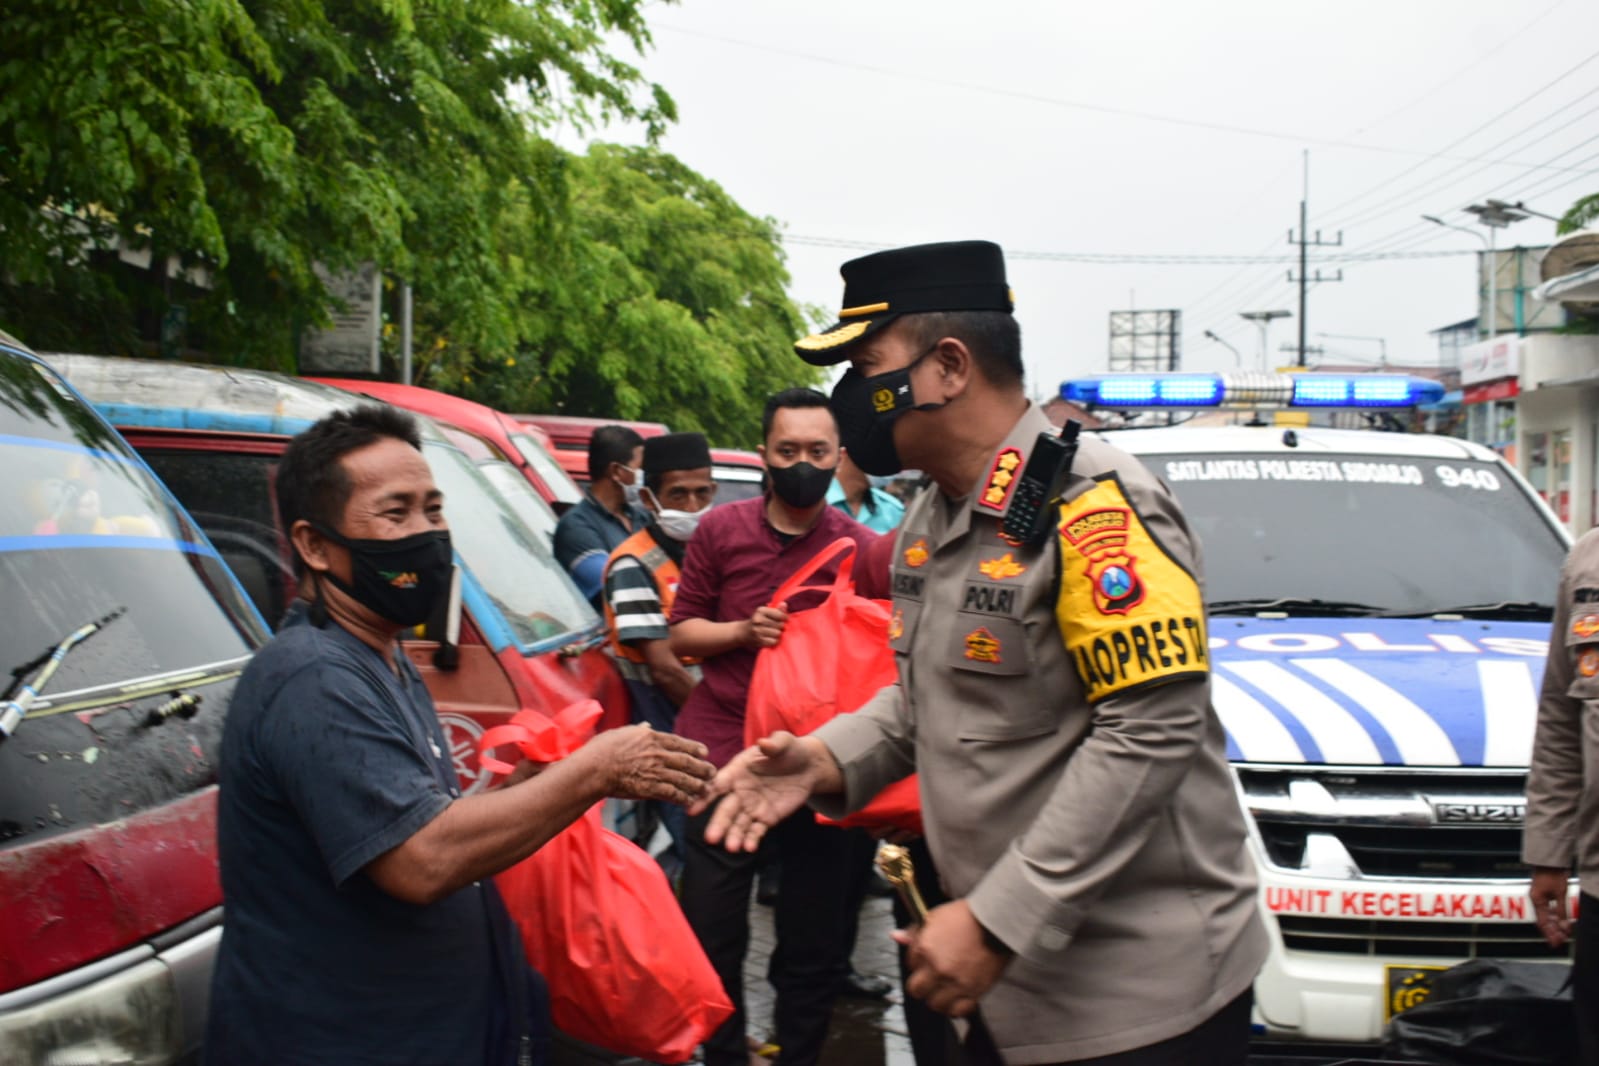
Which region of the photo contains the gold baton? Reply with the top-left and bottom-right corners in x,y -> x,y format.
876,843 -> 930,923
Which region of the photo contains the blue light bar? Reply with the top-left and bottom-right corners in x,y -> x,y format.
1061,373 -> 1444,410
1063,374 -> 1223,407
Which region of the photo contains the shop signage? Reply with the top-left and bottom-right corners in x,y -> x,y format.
1460,336 -> 1522,386
1463,378 -> 1520,405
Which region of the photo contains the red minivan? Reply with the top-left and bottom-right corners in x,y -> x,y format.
45,355 -> 631,783
0,334 -> 270,1063
311,379 -> 584,517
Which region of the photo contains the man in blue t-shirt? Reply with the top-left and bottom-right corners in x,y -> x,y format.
553,424 -> 649,608
206,407 -> 714,1065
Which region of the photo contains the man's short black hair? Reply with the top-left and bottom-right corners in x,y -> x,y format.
276,405 -> 422,576
901,310 -> 1024,390
761,387 -> 834,442
587,425 -> 646,482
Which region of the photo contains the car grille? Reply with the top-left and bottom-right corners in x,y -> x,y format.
1277,915 -> 1567,959
1237,766 -> 1531,881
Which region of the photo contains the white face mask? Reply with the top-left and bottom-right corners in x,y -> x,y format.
617,465 -> 644,509
655,507 -> 704,542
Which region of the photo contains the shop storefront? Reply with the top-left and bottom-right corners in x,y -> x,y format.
1508,333 -> 1599,535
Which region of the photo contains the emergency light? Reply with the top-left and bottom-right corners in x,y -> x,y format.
1060,372 -> 1444,410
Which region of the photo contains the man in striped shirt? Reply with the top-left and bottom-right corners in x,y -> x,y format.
603,432 -> 717,865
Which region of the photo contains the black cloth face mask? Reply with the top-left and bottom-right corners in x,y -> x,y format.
313,524 -> 454,627
829,343 -> 946,477
767,461 -> 836,509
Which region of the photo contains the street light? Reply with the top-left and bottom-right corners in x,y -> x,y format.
1203,329 -> 1242,366
1316,332 -> 1387,368
1422,200 -> 1537,338
1239,310 -> 1292,369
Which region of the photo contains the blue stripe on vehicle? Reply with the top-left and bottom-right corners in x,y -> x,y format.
0,534 -> 220,558
94,403 -> 317,438
0,432 -> 143,466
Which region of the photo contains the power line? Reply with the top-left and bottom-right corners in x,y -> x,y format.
1314,47 -> 1599,225
781,234 -> 1477,265
654,22 -> 1598,170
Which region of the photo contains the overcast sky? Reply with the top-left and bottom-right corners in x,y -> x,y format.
571,0 -> 1599,399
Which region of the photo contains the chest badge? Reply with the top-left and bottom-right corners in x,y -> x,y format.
964,626 -> 1003,663
888,607 -> 905,641
1580,649 -> 1599,677
979,448 -> 1023,510
978,552 -> 1027,580
1573,614 -> 1599,640
904,537 -> 930,568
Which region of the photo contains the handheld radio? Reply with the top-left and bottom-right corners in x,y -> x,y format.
1000,420 -> 1082,549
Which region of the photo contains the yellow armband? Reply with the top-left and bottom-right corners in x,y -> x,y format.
1055,476 -> 1208,702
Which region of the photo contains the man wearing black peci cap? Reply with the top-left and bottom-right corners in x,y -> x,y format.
697,241 -> 1267,1065
602,431 -> 717,869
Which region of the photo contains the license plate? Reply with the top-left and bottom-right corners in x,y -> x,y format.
1384,964 -> 1448,1021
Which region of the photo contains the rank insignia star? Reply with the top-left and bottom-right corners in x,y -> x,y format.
978,553 -> 1027,580
978,447 -> 1024,511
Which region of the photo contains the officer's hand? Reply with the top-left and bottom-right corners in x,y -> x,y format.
743,603 -> 789,649
1530,866 -> 1572,949
691,731 -> 831,851
894,899 -> 1011,1018
581,724 -> 714,806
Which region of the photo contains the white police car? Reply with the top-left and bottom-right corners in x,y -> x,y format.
1065,371 -> 1572,1046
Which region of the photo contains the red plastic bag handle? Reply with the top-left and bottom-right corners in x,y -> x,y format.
768,536 -> 857,609
477,699 -> 605,776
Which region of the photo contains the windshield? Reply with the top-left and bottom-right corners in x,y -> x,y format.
510,433 -> 582,507
1149,452 -> 1568,616
478,460 -> 558,543
422,442 -> 599,648
714,467 -> 765,507
0,355 -> 263,706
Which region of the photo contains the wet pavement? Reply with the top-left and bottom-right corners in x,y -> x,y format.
743,889 -> 913,1066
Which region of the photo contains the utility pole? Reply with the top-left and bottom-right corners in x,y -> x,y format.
1286,151 -> 1342,366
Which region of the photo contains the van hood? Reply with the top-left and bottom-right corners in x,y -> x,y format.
1207,617 -> 1549,768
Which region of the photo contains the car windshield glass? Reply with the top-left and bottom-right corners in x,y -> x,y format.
0,356 -> 263,706
478,460 -> 559,543
1148,452 -> 1568,616
510,433 -> 582,506
714,469 -> 764,507
422,441 -> 598,648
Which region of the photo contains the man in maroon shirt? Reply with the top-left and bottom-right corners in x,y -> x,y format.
670,388 -> 877,1066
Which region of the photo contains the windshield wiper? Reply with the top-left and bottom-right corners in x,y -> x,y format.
1382,601 -> 1555,620
1208,597 -> 1383,617
1,607 -> 126,744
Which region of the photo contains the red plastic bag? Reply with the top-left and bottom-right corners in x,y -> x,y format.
744,538 -> 922,834
480,702 -> 733,1063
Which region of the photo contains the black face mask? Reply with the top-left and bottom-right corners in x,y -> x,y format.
767,461 -> 835,509
314,524 -> 454,627
829,344 -> 946,477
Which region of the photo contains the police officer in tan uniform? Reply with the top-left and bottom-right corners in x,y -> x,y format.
696,241 -> 1266,1065
1524,528 -> 1599,1064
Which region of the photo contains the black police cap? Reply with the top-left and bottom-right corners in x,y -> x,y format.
643,431 -> 712,476
793,240 -> 1014,365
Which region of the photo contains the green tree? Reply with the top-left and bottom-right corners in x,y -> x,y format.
1558,192 -> 1599,234
0,0 -> 671,362
435,143 -> 821,446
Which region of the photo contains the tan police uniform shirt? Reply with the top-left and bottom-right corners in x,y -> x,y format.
1523,527 -> 1599,889
813,402 -> 1266,1063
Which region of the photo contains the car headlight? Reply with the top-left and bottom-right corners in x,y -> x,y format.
0,958 -> 181,1066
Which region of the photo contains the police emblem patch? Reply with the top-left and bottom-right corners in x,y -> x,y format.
978,447 -> 1023,511
872,386 -> 897,413
904,537 -> 930,568
1581,648 -> 1599,678
978,552 -> 1027,580
1574,614 -> 1599,639
964,627 -> 1002,663
1087,552 -> 1145,615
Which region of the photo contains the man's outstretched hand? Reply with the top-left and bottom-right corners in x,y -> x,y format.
690,731 -> 843,852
